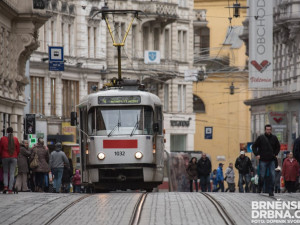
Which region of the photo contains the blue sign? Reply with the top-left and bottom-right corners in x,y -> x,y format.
247,142 -> 253,153
49,46 -> 64,71
205,127 -> 213,139
49,46 -> 64,61
148,51 -> 157,61
49,61 -> 64,71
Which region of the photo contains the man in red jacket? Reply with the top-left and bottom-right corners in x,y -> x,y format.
0,127 -> 20,194
282,152 -> 299,193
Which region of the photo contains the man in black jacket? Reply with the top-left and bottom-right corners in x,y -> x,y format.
235,151 -> 253,193
197,153 -> 212,192
252,124 -> 280,196
293,136 -> 300,164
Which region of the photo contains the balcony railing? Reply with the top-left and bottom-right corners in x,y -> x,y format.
136,1 -> 177,18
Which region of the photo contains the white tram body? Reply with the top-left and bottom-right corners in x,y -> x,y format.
77,87 -> 164,191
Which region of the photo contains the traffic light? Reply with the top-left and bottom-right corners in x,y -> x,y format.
25,114 -> 36,134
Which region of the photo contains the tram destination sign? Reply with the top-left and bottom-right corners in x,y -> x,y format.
98,96 -> 141,104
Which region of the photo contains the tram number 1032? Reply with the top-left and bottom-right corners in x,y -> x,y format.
114,151 -> 125,156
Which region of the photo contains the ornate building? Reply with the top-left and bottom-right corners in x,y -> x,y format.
29,0 -> 196,152
242,0 -> 300,152
0,0 -> 50,139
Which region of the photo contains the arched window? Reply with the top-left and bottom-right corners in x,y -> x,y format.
193,95 -> 205,113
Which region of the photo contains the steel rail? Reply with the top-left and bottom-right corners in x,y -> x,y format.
200,192 -> 236,225
129,193 -> 147,225
44,194 -> 91,225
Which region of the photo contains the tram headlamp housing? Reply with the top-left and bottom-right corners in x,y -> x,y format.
135,151 -> 143,159
97,152 -> 105,160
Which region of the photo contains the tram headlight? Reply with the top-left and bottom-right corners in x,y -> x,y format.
135,151 -> 143,159
97,152 -> 105,160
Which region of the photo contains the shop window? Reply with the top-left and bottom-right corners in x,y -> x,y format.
171,134 -> 186,151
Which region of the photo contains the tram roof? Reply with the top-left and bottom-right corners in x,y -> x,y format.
78,89 -> 162,109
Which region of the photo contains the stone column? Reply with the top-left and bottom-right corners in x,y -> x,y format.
44,73 -> 51,116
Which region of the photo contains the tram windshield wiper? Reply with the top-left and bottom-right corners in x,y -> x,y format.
130,116 -> 139,137
108,111 -> 121,137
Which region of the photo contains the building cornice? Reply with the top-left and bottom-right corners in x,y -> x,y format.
244,91 -> 300,106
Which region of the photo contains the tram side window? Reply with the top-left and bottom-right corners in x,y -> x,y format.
144,106 -> 153,135
155,106 -> 163,135
88,108 -> 96,135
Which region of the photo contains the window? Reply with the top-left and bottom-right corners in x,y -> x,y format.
165,29 -> 170,59
194,27 -> 210,56
193,95 -> 205,113
178,30 -> 187,61
51,21 -> 55,46
132,25 -> 137,58
143,26 -> 149,51
88,82 -> 98,94
31,77 -> 44,114
178,84 -> 186,112
61,23 -> 64,46
164,84 -> 169,112
154,28 -> 160,51
62,80 -> 79,118
155,106 -> 163,135
171,134 -> 186,151
50,78 -> 56,115
88,106 -> 153,136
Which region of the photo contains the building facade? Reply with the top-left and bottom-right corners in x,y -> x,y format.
242,0 -> 300,153
104,0 -> 196,152
0,0 -> 49,140
28,0 -> 107,145
29,0 -> 196,152
193,0 -> 251,170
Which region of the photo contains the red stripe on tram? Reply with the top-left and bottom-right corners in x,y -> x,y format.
103,140 -> 138,148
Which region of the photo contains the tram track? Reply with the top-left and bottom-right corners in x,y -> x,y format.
44,194 -> 92,225
129,193 -> 147,225
200,192 -> 236,225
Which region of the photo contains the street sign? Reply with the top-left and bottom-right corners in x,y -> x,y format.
49,46 -> 64,71
205,127 -> 213,139
49,61 -> 64,71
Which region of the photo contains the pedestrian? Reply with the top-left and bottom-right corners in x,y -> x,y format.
0,127 -> 20,194
211,169 -> 218,192
282,152 -> 299,193
225,163 -> 235,192
72,169 -> 81,193
30,138 -> 50,192
274,166 -> 281,193
186,157 -> 198,192
61,158 -> 73,193
293,136 -> 300,164
15,140 -> 31,191
215,163 -> 224,192
50,142 -> 69,193
252,124 -> 280,196
197,153 -> 212,192
235,151 -> 253,193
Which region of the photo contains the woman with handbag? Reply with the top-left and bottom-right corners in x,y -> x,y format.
30,138 -> 50,192
0,127 -> 20,194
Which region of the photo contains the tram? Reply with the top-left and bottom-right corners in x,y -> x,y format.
72,80 -> 164,192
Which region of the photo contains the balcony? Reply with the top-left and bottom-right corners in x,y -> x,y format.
135,1 -> 178,24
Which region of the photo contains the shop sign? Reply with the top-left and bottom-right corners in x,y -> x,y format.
62,122 -> 76,143
280,144 -> 288,151
170,120 -> 190,127
249,0 -> 273,88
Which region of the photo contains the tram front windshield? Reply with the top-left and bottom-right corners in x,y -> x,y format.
88,106 -> 153,136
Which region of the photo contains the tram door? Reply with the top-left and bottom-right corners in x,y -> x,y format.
79,106 -> 88,183
154,106 -> 164,167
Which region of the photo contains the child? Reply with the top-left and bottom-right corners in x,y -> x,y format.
72,169 -> 81,193
275,166 -> 281,193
